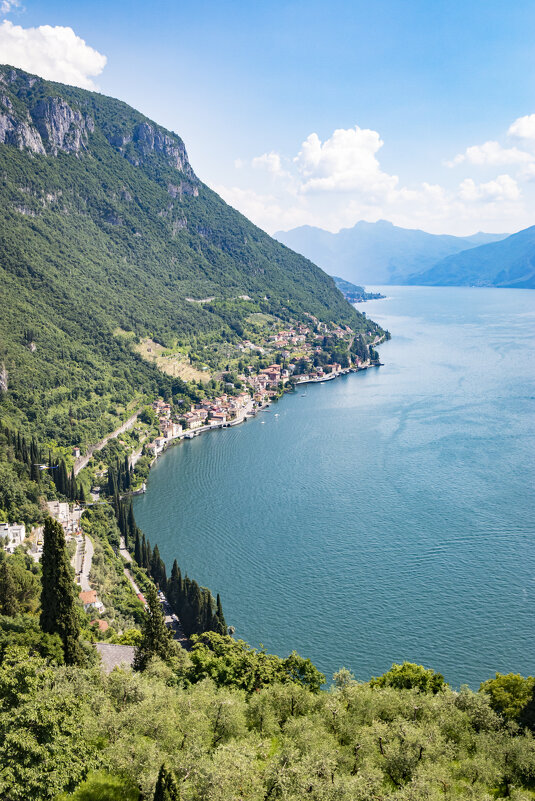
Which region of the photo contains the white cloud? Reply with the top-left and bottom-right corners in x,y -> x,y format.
0,20 -> 107,89
508,114 -> 535,141
251,151 -> 287,176
1,0 -> 21,14
294,126 -> 399,197
217,120 -> 535,236
519,163 -> 535,182
458,174 -> 520,202
447,140 -> 533,167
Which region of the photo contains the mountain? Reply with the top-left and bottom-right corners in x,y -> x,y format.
275,220 -> 509,285
0,65 -> 379,444
332,276 -> 385,302
407,225 -> 535,288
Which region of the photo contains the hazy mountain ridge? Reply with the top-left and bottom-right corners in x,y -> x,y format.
275,220 -> 509,285
408,225 -> 535,288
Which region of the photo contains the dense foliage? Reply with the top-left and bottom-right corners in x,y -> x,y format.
0,639 -> 534,800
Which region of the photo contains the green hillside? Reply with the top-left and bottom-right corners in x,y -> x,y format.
0,65 -> 381,444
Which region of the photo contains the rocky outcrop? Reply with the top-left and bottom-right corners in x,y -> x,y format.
132,122 -> 192,173
168,181 -> 199,198
0,94 -> 45,154
0,90 -> 94,156
109,121 -> 197,179
30,97 -> 94,155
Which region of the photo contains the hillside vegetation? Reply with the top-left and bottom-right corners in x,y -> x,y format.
0,65 -> 379,445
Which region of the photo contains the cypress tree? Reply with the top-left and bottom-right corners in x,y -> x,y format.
58,460 -> 68,496
151,545 -> 161,586
40,516 -> 80,664
215,593 -> 227,635
133,583 -> 173,671
0,560 -> 18,616
127,503 -> 136,542
153,763 -> 180,801
30,461 -> 40,483
69,467 -> 76,501
167,560 -> 180,610
189,581 -> 203,635
134,530 -> 142,565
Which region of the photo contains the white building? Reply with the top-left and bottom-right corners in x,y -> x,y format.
0,523 -> 26,553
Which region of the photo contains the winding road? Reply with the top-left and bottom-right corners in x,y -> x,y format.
74,407 -> 143,476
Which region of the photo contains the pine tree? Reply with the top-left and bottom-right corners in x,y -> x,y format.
40,516 -> 80,664
133,583 -> 173,671
153,763 -> 180,801
0,560 -> 18,616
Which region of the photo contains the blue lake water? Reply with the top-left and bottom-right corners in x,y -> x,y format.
134,286 -> 535,687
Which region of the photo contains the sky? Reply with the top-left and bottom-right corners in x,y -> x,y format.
1,0 -> 535,236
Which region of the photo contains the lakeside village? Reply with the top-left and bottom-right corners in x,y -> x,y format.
0,316 -> 385,643
146,317 -> 385,457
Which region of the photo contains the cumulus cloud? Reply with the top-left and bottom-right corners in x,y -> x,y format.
219,120 -> 535,236
458,174 -> 520,202
294,126 -> 399,197
448,140 -> 532,167
508,114 -> 535,141
0,20 -> 107,89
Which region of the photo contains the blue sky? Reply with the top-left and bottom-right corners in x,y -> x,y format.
2,0 -> 535,235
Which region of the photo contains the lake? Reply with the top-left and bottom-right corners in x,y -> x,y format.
134,286 -> 535,687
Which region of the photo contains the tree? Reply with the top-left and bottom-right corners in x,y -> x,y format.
133,583 -> 173,671
153,764 -> 179,801
370,662 -> 446,694
40,517 -> 81,665
480,672 -> 535,721
0,560 -> 18,616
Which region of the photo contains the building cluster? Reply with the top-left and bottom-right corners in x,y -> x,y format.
46,500 -> 83,536
0,522 -> 25,553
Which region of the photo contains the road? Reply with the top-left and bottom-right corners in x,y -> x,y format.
79,535 -> 94,592
71,533 -> 94,592
119,547 -> 189,648
74,407 -> 143,476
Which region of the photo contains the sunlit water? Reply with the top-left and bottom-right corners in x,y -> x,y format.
134,286 -> 535,687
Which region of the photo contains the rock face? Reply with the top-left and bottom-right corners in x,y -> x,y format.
30,97 -> 94,155
0,93 -> 46,154
0,91 -> 93,156
132,122 -> 191,172
0,65 -> 196,182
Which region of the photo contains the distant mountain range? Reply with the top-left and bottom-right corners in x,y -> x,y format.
408,225 -> 535,288
275,220 -> 516,286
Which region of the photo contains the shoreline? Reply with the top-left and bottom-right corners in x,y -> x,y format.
137,352 -> 385,485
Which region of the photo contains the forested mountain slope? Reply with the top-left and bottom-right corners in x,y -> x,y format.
0,65 -> 376,443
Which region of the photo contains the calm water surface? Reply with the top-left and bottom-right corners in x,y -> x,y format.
134,286 -> 535,687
